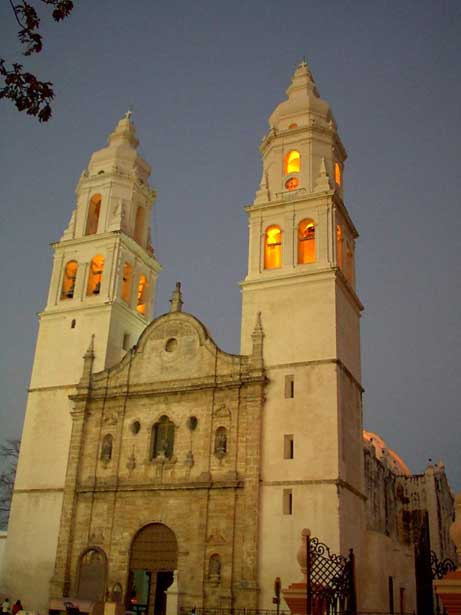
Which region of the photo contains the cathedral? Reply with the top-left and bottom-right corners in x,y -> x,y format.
1,62 -> 455,615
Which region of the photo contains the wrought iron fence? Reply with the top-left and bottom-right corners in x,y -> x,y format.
306,535 -> 356,615
430,550 -> 456,615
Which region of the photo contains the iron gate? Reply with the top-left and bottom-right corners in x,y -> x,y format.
306,535 -> 356,615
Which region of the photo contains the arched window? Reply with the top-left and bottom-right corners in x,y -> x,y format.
85,194 -> 102,236
214,427 -> 227,459
336,225 -> 343,269
86,255 -> 104,296
151,416 -> 175,460
121,262 -> 133,304
208,554 -> 221,582
101,434 -> 113,463
136,275 -> 147,315
264,225 -> 282,270
284,150 -> 301,175
134,206 -> 145,245
77,549 -> 107,601
297,219 -> 316,264
61,260 -> 78,299
335,162 -> 342,186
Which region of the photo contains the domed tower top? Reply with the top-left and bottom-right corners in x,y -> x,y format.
269,59 -> 331,130
86,111 -> 150,184
255,60 -> 346,203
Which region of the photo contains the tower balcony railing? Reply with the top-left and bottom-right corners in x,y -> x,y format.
274,188 -> 307,202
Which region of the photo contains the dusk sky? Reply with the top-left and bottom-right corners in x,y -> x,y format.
0,1 -> 459,491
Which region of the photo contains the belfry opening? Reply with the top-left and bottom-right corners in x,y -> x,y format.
127,524 -> 178,615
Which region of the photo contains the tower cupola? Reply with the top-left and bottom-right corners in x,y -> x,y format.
255,60 -> 346,203
86,112 -> 149,183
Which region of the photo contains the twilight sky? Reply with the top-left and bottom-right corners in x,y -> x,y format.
0,1 -> 460,491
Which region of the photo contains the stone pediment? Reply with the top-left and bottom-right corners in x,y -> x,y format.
91,311 -> 245,390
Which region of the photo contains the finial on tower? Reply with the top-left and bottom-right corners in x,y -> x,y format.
84,334 -> 95,359
169,282 -> 183,313
108,110 -> 139,148
314,157 -> 332,192
250,312 -> 264,368
298,56 -> 307,68
80,335 -> 95,386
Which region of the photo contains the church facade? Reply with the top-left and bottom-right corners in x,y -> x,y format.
2,63 -> 455,614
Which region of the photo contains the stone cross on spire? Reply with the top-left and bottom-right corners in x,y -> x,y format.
169,282 -> 183,312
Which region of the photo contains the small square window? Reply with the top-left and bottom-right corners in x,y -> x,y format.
283,489 -> 293,515
284,435 -> 294,459
122,333 -> 130,351
284,375 -> 294,398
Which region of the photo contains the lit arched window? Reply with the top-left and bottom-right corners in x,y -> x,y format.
264,225 -> 282,270
134,206 -> 145,245
61,260 -> 78,299
297,219 -> 316,264
284,150 -> 301,175
151,416 -> 175,460
335,162 -> 342,186
101,434 -> 113,463
86,255 -> 104,296
336,225 -> 343,269
85,194 -> 102,236
136,275 -> 147,315
214,427 -> 227,459
121,262 -> 133,304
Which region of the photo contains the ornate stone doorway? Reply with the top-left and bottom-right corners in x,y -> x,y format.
128,523 -> 178,615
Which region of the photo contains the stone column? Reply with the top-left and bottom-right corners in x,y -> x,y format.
166,571 -> 180,615
434,491 -> 461,614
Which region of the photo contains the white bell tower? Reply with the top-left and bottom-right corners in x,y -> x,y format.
240,62 -> 366,607
4,113 -> 161,611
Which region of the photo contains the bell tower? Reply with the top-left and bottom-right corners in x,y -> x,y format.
4,113 -> 161,610
240,62 -> 366,607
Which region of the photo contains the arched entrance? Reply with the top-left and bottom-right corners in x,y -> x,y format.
77,548 -> 107,601
127,523 -> 178,615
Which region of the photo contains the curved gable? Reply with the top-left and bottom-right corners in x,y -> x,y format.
92,311 -> 245,390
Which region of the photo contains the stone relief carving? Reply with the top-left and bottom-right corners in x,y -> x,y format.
213,405 -> 231,419
207,528 -> 226,545
89,527 -> 105,544
103,412 -> 118,426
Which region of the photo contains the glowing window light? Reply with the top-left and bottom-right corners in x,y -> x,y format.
264,225 -> 282,269
335,162 -> 342,186
297,220 -> 316,264
136,275 -> 148,314
86,254 -> 104,296
121,262 -> 133,303
336,225 -> 343,269
285,177 -> 299,191
284,150 -> 301,175
85,194 -> 102,236
61,260 -> 78,299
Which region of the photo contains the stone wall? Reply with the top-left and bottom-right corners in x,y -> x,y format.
50,311 -> 266,611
